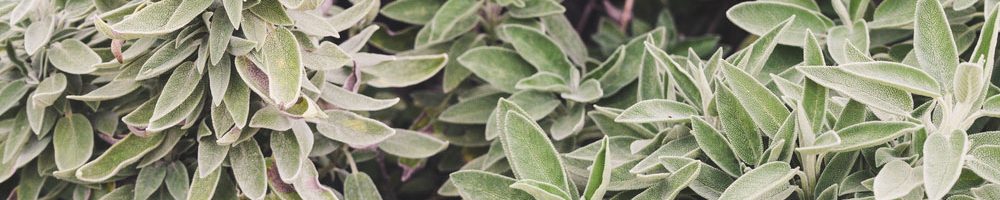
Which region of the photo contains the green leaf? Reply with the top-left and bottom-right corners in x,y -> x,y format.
483,98 -> 530,140
292,158 -> 339,199
632,161 -> 700,200
581,137 -> 611,200
501,24 -> 573,80
541,15 -> 588,66
508,90 -> 561,120
30,73 -> 65,108
137,40 -> 201,80
414,0 -> 482,48
259,26 -> 303,108
100,185 -> 136,200
814,151 -> 858,195
560,79 -> 604,103
874,160 -> 923,200
0,80 -> 30,115
47,39 -> 100,74
826,21 -> 870,65
363,54 -> 448,88
345,172 -> 383,200
450,170 -> 532,200
134,163 -> 167,200
76,133 -> 166,182
249,0 -> 293,25
507,0 -> 564,18
302,42 -> 351,71
197,137 -> 230,178
458,47 -> 537,93
229,139 -> 267,200
222,0 -> 243,28
550,104 -> 586,140
721,63 -> 789,136
965,145 -> 1000,185
208,10 -> 235,65
319,83 -> 399,111
151,62 -> 202,124
249,106 -> 291,131
913,0 -> 959,89
440,93 -> 505,124
164,161 -> 189,200
381,0 -> 444,25
716,85 -> 763,163
24,15 -> 54,56
870,0 -> 916,28
53,114 -> 94,171
515,72 -> 570,93
378,129 -> 449,159
65,80 -> 142,102
509,179 -> 572,200
973,184 -> 1000,199
690,117 -> 742,177
837,61 -> 941,98
187,166 -> 221,200
954,62 -> 985,103
270,132 -> 302,182
718,162 -> 797,200
832,121 -> 921,152
797,66 -> 914,116
923,130 -> 970,200
658,156 -> 734,199
500,111 -> 571,193
315,110 -> 395,147
95,0 -> 213,40
726,1 -> 833,46
327,0 -> 378,32
615,99 -> 699,123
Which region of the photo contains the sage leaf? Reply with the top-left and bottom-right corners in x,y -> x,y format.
718,162 -> 797,200
378,129 -> 449,159
76,133 -> 166,182
229,139 -> 267,200
923,130 -> 970,200
832,121 -> 921,152
913,0 -> 959,89
450,170 -> 532,200
632,161 -> 700,200
30,73 -> 66,108
47,39 -> 100,74
319,83 -> 399,111
500,111 -> 571,193
581,137 -> 611,200
967,145 -> 1000,184
165,161 -> 189,200
134,163 -> 167,200
95,0 -> 213,40
53,114 -> 94,171
726,1 -> 833,46
615,99 -> 699,123
874,160 -> 923,200
259,26 -> 303,108
501,24 -> 573,80
721,63 -> 789,135
691,117 -> 742,177
315,110 -> 395,147
363,54 -> 448,88
345,172 -> 383,200
797,66 -> 914,116
458,47 -> 536,93
509,179 -> 572,200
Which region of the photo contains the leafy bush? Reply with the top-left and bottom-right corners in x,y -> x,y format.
2,0 -> 1000,199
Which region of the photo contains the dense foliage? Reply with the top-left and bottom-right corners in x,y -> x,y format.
2,0 -> 1000,199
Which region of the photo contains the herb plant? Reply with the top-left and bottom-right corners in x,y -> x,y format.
1,0 -> 999,200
